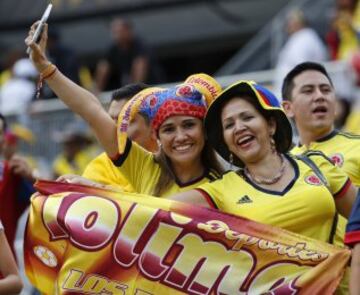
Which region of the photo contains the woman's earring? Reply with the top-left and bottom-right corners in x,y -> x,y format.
157,139 -> 162,149
229,153 -> 234,169
270,135 -> 276,153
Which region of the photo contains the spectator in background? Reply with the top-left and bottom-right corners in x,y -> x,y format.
0,114 -> 36,257
282,61 -> 360,294
62,83 -> 157,191
0,49 -> 23,86
95,18 -> 150,92
326,0 -> 360,88
326,0 -> 360,61
273,9 -> 328,98
334,97 -> 352,129
41,27 -> 81,99
52,124 -> 99,179
0,58 -> 38,124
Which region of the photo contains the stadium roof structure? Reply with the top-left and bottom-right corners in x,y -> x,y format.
1,0 -> 289,57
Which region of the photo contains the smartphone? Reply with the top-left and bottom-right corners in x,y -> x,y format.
26,3 -> 53,54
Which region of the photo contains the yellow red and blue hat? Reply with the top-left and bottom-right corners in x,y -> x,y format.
116,74 -> 221,154
139,73 -> 222,132
140,84 -> 206,132
205,80 -> 293,166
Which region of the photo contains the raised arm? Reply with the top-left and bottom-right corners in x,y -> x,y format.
25,23 -> 118,158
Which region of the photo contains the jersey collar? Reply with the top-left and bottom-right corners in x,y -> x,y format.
297,129 -> 338,147
240,154 -> 299,196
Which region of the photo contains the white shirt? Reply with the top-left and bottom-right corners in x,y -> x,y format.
274,28 -> 328,99
0,78 -> 36,115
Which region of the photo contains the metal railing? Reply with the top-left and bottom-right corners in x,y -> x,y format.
216,0 -> 334,75
5,59 -> 354,167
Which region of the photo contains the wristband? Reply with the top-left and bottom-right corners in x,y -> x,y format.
36,63 -> 58,99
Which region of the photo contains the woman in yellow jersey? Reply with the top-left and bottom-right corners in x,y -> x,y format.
108,83 -> 225,198
25,23 -> 224,198
0,219 -> 23,294
171,80 -> 358,244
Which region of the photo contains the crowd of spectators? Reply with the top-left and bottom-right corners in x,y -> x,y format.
2,3 -> 360,292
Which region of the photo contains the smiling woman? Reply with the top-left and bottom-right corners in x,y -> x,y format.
112,83 -> 225,198
170,80 -> 358,251
25,21 -> 225,199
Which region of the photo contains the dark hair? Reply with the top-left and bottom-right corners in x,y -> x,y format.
111,17 -> 133,29
282,62 -> 333,101
111,83 -> 150,102
153,141 -> 224,196
0,113 -> 7,132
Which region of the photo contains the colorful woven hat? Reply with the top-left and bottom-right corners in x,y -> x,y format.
116,74 -> 222,154
184,73 -> 222,106
139,73 -> 222,132
205,80 -> 293,166
139,84 -> 206,132
117,87 -> 164,154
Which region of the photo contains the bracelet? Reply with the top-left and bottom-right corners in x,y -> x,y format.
40,63 -> 57,80
36,63 -> 58,99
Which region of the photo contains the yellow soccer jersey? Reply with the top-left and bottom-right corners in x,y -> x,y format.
112,140 -> 218,198
292,130 -> 360,186
291,130 -> 360,287
344,110 -> 360,135
53,149 -> 94,177
198,153 -> 351,243
82,152 -> 134,192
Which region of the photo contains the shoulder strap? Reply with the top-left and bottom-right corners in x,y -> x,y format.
295,153 -> 338,244
295,154 -> 330,191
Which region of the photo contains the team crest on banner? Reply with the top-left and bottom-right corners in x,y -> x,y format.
24,180 -> 350,295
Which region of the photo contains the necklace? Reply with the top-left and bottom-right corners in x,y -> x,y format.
244,154 -> 287,185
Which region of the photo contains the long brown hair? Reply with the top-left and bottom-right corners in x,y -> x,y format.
153,140 -> 224,196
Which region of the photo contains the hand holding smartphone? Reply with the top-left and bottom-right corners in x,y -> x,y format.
26,3 -> 53,54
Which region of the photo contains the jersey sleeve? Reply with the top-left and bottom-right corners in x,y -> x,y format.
82,153 -> 134,191
310,152 -> 351,198
0,220 -> 3,231
111,139 -> 157,192
197,179 -> 226,209
345,193 -> 360,246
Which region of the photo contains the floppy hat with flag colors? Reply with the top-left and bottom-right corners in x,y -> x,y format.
205,80 -> 293,167
117,74 -> 222,154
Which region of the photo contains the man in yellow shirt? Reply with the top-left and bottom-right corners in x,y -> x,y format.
282,61 -> 360,186
282,62 -> 360,294
82,83 -> 157,191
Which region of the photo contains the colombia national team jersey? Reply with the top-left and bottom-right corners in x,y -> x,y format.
292,129 -> 360,186
83,152 -> 135,192
112,139 -> 218,198
292,129 -> 360,249
198,153 -> 350,243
